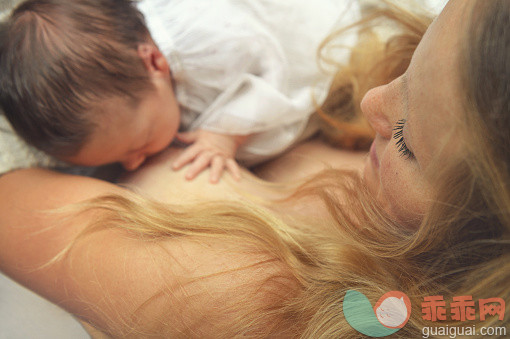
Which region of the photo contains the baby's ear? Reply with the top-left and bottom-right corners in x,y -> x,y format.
137,43 -> 170,78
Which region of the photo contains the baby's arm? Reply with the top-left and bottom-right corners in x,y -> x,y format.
172,129 -> 248,183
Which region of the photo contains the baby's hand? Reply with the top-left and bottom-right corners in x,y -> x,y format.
172,130 -> 246,183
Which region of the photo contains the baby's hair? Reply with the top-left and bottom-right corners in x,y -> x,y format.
0,0 -> 154,157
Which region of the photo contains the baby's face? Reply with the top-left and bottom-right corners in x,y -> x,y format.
65,82 -> 180,171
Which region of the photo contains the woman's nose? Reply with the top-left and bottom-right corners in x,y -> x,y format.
122,154 -> 146,171
360,85 -> 393,139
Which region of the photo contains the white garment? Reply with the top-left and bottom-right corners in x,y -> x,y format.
138,0 -> 360,165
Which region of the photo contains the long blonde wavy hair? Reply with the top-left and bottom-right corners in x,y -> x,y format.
58,1 -> 510,337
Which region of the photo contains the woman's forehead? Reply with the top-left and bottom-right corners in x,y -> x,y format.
405,0 -> 472,164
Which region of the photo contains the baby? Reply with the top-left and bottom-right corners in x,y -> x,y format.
0,0 -> 359,182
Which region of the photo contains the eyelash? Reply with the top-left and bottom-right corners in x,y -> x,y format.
393,119 -> 415,159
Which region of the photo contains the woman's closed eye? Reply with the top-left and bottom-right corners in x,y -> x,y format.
393,119 -> 415,160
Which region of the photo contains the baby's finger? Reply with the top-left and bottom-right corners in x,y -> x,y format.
185,152 -> 214,180
172,145 -> 202,170
209,156 -> 226,184
225,159 -> 241,181
176,131 -> 199,144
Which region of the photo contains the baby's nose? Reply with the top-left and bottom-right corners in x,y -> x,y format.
122,154 -> 146,171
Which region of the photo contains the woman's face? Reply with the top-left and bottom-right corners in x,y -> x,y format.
362,0 -> 470,224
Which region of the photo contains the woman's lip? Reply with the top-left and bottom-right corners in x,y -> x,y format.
370,141 -> 379,169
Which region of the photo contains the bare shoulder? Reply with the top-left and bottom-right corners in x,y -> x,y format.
53,226 -> 294,337
0,168 -> 295,337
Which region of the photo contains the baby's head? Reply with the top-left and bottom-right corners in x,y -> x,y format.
0,0 -> 180,170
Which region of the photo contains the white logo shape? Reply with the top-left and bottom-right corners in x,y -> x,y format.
375,296 -> 408,328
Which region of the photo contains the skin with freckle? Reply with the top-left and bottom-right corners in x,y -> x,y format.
360,2 -> 467,224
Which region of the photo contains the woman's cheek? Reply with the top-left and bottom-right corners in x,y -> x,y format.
379,154 -> 403,209
379,154 -> 425,224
